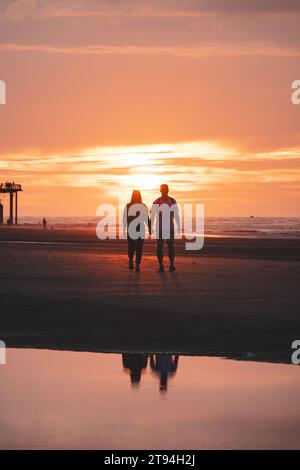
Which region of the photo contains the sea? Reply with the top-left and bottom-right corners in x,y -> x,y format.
16,216 -> 300,239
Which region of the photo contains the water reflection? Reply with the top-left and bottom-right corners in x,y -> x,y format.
150,354 -> 179,393
122,353 -> 148,387
122,353 -> 179,392
1,349 -> 300,449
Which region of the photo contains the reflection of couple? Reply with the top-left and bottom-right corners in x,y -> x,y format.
123,184 -> 180,272
122,353 -> 148,387
122,353 -> 179,393
150,354 -> 179,393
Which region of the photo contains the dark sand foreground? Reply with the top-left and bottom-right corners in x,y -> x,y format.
0,227 -> 300,363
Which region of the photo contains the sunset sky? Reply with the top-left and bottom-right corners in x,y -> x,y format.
0,0 -> 300,216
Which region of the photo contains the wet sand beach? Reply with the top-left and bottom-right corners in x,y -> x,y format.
0,227 -> 300,363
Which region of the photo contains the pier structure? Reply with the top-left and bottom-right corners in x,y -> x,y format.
0,182 -> 23,225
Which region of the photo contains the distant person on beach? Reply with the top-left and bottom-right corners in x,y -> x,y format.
123,190 -> 150,272
150,354 -> 179,393
150,184 -> 180,272
43,218 -> 47,229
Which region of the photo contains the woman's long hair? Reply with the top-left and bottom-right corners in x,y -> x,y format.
130,190 -> 142,205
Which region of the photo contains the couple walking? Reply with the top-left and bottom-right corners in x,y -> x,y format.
123,184 -> 180,273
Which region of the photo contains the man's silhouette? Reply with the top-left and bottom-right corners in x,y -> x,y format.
150,354 -> 179,393
151,184 -> 180,272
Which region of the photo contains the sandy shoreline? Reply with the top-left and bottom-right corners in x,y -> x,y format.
0,227 -> 300,363
1,226 -> 300,260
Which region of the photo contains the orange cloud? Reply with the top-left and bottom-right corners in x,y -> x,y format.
1,42 -> 300,58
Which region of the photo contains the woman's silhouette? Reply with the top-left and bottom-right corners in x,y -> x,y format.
123,190 -> 150,272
